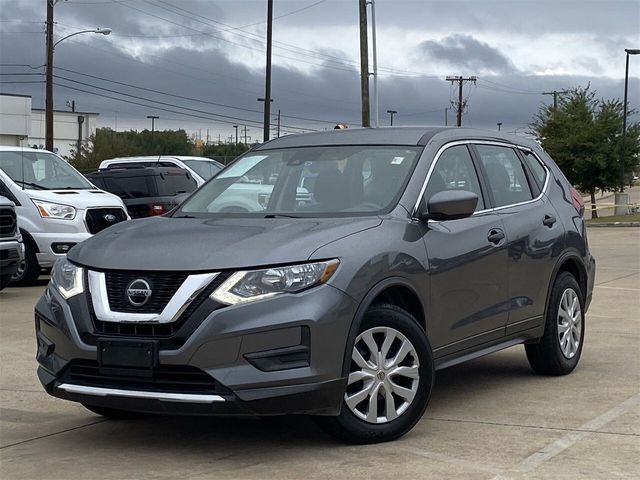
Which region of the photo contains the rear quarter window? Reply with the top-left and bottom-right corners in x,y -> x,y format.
521,151 -> 548,189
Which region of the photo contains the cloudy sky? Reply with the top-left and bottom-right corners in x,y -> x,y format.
1,0 -> 639,142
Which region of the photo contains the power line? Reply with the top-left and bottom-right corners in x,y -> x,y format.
446,76 -> 476,127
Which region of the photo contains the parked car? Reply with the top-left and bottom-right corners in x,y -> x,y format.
0,195 -> 24,291
86,166 -> 198,218
98,156 -> 224,186
0,147 -> 128,286
35,127 -> 595,444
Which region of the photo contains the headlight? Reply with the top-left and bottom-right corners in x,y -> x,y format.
33,200 -> 76,220
51,258 -> 84,299
211,259 -> 339,305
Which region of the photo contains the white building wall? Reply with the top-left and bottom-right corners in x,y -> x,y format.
0,94 -> 31,146
30,109 -> 98,158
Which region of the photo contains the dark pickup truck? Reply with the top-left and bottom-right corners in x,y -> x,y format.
86,166 -> 198,218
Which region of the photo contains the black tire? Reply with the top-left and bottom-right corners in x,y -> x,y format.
10,242 -> 40,287
0,274 -> 11,291
315,303 -> 434,444
525,271 -> 585,375
82,404 -> 146,419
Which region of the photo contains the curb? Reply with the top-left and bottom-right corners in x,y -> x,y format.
586,222 -> 640,227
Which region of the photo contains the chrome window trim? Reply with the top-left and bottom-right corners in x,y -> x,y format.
57,383 -> 225,403
87,270 -> 218,323
412,140 -> 550,219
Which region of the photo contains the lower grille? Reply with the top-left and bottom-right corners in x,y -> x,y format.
61,360 -> 230,395
0,207 -> 17,238
85,208 -> 127,234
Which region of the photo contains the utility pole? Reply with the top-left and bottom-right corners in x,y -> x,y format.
242,125 -> 248,144
446,76 -> 476,127
444,107 -> 449,126
233,125 -> 238,145
542,90 -> 569,110
358,0 -> 370,127
386,109 -> 397,126
66,100 -> 75,112
263,0 -> 274,142
497,122 -> 502,131
45,0 -> 54,151
369,0 -> 378,127
147,115 -> 158,135
277,109 -> 281,138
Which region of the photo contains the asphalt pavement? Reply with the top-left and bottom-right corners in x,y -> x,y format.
0,227 -> 638,479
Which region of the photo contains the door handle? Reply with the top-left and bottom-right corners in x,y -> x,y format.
543,214 -> 557,227
487,229 -> 505,244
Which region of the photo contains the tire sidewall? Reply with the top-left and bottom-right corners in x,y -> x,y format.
10,242 -> 39,286
546,272 -> 585,371
335,305 -> 434,442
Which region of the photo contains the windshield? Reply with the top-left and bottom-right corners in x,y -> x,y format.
0,151 -> 93,190
178,146 -> 420,217
182,159 -> 223,180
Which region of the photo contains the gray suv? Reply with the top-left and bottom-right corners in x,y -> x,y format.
35,127 -> 595,443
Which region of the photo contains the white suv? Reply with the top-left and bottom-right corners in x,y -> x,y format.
0,147 -> 128,286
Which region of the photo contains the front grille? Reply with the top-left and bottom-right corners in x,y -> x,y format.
105,271 -> 189,314
91,271 -> 230,338
61,360 -> 230,395
85,207 -> 127,234
0,207 -> 17,238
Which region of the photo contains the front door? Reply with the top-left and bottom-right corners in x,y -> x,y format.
420,144 -> 509,357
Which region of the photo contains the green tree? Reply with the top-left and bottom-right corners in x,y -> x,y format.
67,128 -> 195,171
532,87 -> 639,218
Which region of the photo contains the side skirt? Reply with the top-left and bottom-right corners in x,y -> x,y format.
434,325 -> 543,371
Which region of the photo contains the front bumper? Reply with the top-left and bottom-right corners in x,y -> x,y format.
35,283 -> 355,416
32,232 -> 91,268
0,239 -> 24,275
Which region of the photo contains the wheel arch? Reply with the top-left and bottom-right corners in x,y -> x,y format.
544,252 -> 588,319
19,227 -> 40,253
340,277 -> 426,376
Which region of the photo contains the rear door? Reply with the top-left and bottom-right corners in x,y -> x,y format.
472,143 -> 564,335
420,144 -> 509,356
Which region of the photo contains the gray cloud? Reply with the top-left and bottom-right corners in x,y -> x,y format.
417,34 -> 516,75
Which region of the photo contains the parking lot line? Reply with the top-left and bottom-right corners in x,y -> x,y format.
594,285 -> 640,291
491,392 -> 640,479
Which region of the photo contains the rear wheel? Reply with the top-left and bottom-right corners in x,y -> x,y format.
525,271 -> 585,375
10,242 -> 40,287
316,303 -> 434,444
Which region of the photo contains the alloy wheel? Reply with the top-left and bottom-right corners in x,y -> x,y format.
557,288 -> 582,359
345,326 -> 420,424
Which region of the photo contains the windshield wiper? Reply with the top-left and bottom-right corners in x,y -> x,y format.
264,213 -> 301,218
14,180 -> 46,190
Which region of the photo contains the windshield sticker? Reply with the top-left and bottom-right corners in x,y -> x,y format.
392,157 -> 405,165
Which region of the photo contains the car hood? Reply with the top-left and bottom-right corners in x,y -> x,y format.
26,189 -> 126,209
68,216 -> 382,271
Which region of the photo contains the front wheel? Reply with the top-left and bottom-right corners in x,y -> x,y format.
525,271 -> 585,375
315,303 -> 434,444
0,274 -> 11,291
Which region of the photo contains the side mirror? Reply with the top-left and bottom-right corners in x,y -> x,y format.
420,190 -> 478,221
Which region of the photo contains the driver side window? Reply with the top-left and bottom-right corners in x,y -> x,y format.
424,145 -> 484,211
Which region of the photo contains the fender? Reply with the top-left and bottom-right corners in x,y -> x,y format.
19,227 -> 39,253
542,249 -> 588,328
340,276 -> 425,376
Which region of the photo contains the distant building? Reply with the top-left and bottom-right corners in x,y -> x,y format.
0,93 -> 99,158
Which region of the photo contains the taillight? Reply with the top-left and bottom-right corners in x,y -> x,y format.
570,187 -> 584,216
150,204 -> 167,216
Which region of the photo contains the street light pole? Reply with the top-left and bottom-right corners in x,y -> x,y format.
386,109 -> 397,126
620,49 -> 640,194
263,0 -> 274,142
497,122 -> 502,131
233,125 -> 238,145
44,0 -> 111,152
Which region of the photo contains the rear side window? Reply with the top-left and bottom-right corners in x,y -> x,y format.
475,145 -> 532,207
424,145 -> 484,211
156,172 -> 198,196
105,176 -> 154,198
521,151 -> 547,189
